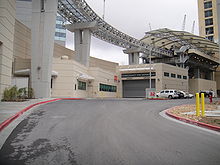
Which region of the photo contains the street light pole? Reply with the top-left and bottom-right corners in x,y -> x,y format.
149,38 -> 155,89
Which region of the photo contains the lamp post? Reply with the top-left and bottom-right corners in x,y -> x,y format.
149,38 -> 155,89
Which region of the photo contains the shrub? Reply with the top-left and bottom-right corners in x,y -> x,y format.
1,86 -> 34,101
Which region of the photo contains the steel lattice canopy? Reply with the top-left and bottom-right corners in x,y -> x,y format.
141,28 -> 219,55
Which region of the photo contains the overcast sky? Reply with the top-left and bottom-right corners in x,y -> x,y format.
66,0 -> 199,65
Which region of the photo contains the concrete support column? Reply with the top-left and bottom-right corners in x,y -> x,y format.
194,68 -> 200,78
123,48 -> 141,65
0,0 -> 16,100
66,22 -> 97,67
74,29 -> 91,66
128,52 -> 139,65
31,0 -> 58,98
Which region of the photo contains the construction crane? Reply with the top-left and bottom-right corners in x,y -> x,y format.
102,0 -> 106,20
181,14 -> 186,31
149,23 -> 152,31
191,20 -> 195,34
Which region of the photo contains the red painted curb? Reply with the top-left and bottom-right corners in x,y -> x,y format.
0,98 -> 84,132
148,98 -> 170,100
165,108 -> 220,132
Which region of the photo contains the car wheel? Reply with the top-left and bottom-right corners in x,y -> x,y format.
168,95 -> 173,99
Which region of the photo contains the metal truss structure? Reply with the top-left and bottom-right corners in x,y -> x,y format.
57,0 -> 173,58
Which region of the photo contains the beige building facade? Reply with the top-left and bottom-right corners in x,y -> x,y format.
198,0 -> 219,42
0,0 -> 16,99
198,0 -> 220,96
12,19 -> 122,99
7,19 -> 220,98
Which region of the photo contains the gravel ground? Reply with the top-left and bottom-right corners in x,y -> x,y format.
168,100 -> 220,127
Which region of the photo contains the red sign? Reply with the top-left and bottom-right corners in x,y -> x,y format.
150,92 -> 155,97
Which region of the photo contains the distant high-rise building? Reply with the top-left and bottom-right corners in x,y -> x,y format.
16,0 -> 66,46
54,14 -> 66,46
198,0 -> 219,43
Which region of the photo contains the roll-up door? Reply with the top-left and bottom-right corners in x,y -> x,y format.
122,79 -> 155,98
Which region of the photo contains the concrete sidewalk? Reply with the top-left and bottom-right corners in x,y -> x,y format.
0,98 -> 57,124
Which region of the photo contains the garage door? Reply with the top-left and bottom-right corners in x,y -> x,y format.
122,79 -> 155,98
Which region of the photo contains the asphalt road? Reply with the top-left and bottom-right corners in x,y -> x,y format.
0,99 -> 220,165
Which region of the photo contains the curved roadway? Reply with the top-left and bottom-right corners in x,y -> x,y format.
0,99 -> 220,165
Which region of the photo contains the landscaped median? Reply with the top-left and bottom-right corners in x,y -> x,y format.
165,102 -> 220,132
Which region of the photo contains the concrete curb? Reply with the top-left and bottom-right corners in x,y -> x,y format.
165,107 -> 220,132
0,98 -> 83,132
147,98 -> 170,100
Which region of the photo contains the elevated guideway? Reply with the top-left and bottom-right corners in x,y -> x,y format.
57,0 -> 173,59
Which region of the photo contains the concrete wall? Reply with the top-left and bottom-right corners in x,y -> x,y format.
0,0 -> 16,99
90,57 -> 118,73
189,78 -> 217,96
119,63 -> 188,93
52,57 -> 89,98
15,0 -> 32,28
160,63 -> 188,92
88,67 -> 121,98
13,20 -> 31,60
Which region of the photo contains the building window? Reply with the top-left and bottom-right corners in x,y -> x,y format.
207,35 -> 214,41
171,73 -> 176,78
99,83 -> 117,92
78,80 -> 86,90
205,27 -> 214,35
204,1 -> 212,9
183,76 -> 187,80
205,18 -> 213,26
164,72 -> 169,77
177,75 -> 182,79
204,10 -> 213,17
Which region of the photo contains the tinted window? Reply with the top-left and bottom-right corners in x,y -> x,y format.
164,72 -> 169,77
205,10 -> 213,17
171,73 -> 176,78
205,18 -> 213,26
183,76 -> 187,79
206,27 -> 214,35
204,1 -> 212,9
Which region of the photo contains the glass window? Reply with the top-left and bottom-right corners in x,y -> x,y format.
205,27 -> 214,35
205,18 -> 213,26
207,35 -> 214,41
177,75 -> 182,79
204,10 -> 213,17
165,91 -> 169,93
183,76 -> 187,80
99,83 -> 117,92
56,24 -> 66,30
161,91 -> 164,93
204,1 -> 212,9
164,72 -> 169,77
170,91 -> 173,93
78,80 -> 86,90
171,73 -> 176,78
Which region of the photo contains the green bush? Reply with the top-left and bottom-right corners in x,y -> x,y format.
1,86 -> 34,101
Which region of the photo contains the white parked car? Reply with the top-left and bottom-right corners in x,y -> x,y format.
156,89 -> 179,99
185,92 -> 194,99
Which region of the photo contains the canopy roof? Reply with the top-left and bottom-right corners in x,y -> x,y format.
141,28 -> 219,55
